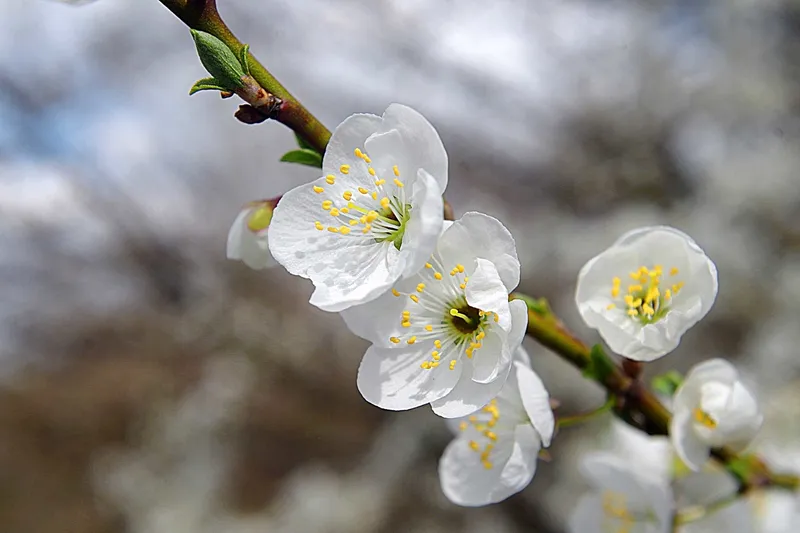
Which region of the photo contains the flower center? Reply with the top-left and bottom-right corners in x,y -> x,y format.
607,265 -> 684,324
693,407 -> 718,429
387,258 -> 500,372
601,491 -> 656,531
459,399 -> 501,470
311,148 -> 411,249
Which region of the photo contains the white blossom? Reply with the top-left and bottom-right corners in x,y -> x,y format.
671,359 -> 763,472
341,212 -> 527,417
575,226 -> 718,361
269,104 -> 448,312
569,451 -> 673,533
226,200 -> 277,270
437,346 -> 554,506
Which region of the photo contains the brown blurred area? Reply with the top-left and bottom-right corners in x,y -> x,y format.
2,0 -> 800,532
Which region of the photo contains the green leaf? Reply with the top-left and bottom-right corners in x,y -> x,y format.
238,44 -> 251,75
189,77 -> 227,95
280,149 -> 323,168
190,29 -> 246,91
651,370 -> 684,397
294,132 -> 319,153
582,344 -> 615,383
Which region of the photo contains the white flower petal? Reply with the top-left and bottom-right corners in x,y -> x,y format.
357,344 -> 463,411
513,345 -> 531,368
466,258 -> 512,331
437,212 -> 520,291
226,207 -> 276,270
379,104 -> 448,191
363,128 -> 410,181
670,408 -> 711,471
568,494 -> 606,533
469,329 -> 508,384
339,278 -> 414,345
322,113 -> 382,176
438,434 -> 515,506
506,299 -> 529,354
431,355 -> 512,418
718,382 -> 763,448
399,170 -> 444,276
515,361 -> 555,447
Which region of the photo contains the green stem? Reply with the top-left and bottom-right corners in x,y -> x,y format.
512,292 -> 799,492
157,0 -> 331,154
556,395 -> 615,429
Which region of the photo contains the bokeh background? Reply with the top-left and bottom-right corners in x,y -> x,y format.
2,0 -> 800,532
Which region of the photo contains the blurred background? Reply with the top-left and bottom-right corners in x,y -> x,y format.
2,0 -> 800,531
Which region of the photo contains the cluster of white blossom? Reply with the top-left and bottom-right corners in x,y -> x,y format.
227,104 -> 770,519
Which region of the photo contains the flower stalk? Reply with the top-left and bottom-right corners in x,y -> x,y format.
512,292 -> 799,492
157,0 -> 331,154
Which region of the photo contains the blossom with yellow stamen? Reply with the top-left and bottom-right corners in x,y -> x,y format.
226,198 -> 278,270
341,212 -> 527,417
569,454 -> 673,533
575,226 -> 718,361
268,104 -> 449,312
670,359 -> 763,472
438,346 -> 554,506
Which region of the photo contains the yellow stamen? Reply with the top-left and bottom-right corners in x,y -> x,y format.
368,167 -> 376,176
330,208 -> 340,217
393,178 -> 404,188
407,336 -> 417,345
425,325 -> 433,332
375,179 -> 386,186
670,267 -> 679,276
340,165 -> 350,174
327,226 -> 339,233
314,221 -> 324,231
313,185 -> 324,194
434,340 -> 442,349
342,191 -> 353,201
349,219 -> 359,226
693,408 -> 717,429
326,175 -> 336,185
358,187 -> 369,195
389,337 -> 400,344
434,272 -> 443,280
322,200 -> 333,210
339,226 -> 351,235
607,303 -> 616,310
410,294 -> 419,303
393,165 -> 400,176
416,283 -> 426,293
449,360 -> 457,370
380,197 -> 390,210
392,289 -> 401,297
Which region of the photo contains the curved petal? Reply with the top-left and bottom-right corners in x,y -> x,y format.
505,299 -> 529,354
513,345 -> 531,367
399,170 -> 444,277
670,409 -> 710,471
568,494 -> 606,533
466,258 -> 512,331
495,424 -> 541,499
470,329 -> 507,384
437,212 -> 520,291
431,357 -> 512,418
357,344 -> 462,411
380,104 -> 448,191
339,278 -> 414,344
515,362 -> 555,447
322,113 -> 382,176
227,208 -> 276,270
438,436 -> 515,506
